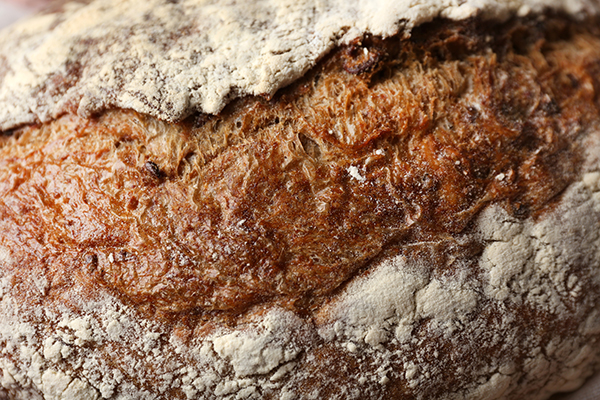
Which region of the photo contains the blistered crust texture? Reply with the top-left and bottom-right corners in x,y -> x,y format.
0,0 -> 599,130
0,140 -> 599,400
1,11 -> 600,400
2,16 -> 600,318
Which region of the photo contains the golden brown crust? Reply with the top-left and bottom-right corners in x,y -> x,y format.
1,13 -> 600,400
1,15 -> 600,326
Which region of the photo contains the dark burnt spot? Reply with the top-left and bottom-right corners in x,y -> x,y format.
466,106 -> 479,123
341,35 -> 389,75
342,46 -> 382,75
541,96 -> 561,115
127,196 -> 139,210
84,254 -> 99,272
191,113 -> 210,128
144,161 -> 163,178
299,132 -> 321,159
115,250 -> 133,262
567,73 -> 580,89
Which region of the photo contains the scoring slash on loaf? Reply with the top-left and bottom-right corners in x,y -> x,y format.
1,0 -> 600,399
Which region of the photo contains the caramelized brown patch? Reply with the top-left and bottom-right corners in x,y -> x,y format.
1,15 -> 600,319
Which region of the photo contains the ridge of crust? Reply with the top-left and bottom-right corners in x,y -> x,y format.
0,0 -> 598,131
1,15 -> 600,319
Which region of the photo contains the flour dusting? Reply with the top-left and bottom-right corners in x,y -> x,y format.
0,0 -> 597,130
0,1 -> 599,398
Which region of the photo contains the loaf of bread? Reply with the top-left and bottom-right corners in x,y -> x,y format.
1,1 -> 600,399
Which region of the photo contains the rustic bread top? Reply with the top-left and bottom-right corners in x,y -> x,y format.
0,0 -> 597,131
1,2 -> 600,399
1,15 -> 600,399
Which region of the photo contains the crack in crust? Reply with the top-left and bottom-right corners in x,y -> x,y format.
1,16 -> 600,320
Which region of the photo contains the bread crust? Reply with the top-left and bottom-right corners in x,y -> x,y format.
1,11 -> 600,400
0,0 -> 598,130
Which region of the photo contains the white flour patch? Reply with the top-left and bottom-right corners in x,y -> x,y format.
347,165 -> 366,183
317,256 -> 428,345
0,0 -> 597,130
0,246 -> 11,266
211,309 -> 305,377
